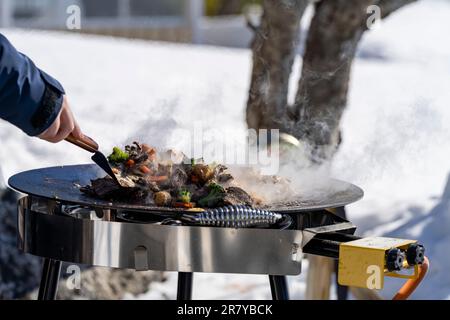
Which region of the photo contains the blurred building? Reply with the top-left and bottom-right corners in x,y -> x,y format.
0,0 -> 258,48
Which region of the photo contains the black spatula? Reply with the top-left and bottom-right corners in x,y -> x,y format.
65,133 -> 121,186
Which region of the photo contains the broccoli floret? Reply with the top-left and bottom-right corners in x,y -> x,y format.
178,189 -> 192,203
108,147 -> 129,163
198,183 -> 225,207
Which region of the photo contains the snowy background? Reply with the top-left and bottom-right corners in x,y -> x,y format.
1,0 -> 449,299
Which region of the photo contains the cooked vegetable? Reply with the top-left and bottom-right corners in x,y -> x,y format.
108,147 -> 129,163
125,159 -> 135,167
154,191 -> 172,206
148,175 -> 168,183
198,183 -> 225,207
192,164 -> 214,184
83,142 -> 262,209
178,189 -> 191,203
174,202 -> 194,209
139,165 -> 152,174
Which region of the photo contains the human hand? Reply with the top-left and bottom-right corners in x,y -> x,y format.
38,96 -> 83,143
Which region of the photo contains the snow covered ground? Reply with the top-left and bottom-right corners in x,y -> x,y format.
1,0 -> 450,299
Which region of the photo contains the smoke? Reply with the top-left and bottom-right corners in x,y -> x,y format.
125,103 -> 347,206
121,98 -> 193,155
228,139 -> 344,205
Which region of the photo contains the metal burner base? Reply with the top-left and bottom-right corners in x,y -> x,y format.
19,196 -> 355,276
17,195 -> 357,300
20,197 -> 308,275
10,164 -> 363,300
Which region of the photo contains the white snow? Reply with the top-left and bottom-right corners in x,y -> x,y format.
1,0 -> 450,300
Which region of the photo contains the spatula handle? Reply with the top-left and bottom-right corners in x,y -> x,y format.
65,133 -> 99,153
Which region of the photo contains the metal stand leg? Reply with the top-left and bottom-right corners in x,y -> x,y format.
269,275 -> 289,300
38,258 -> 62,300
334,206 -> 349,300
177,272 -> 193,300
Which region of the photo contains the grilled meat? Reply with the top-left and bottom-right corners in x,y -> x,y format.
83,176 -> 145,200
223,187 -> 254,207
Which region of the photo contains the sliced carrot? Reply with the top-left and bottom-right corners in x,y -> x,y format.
148,175 -> 168,182
174,202 -> 194,209
139,165 -> 152,174
125,159 -> 135,167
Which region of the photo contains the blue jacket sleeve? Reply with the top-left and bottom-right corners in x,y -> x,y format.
0,33 -> 65,136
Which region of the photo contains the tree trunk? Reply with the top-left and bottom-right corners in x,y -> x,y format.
290,0 -> 417,159
291,0 -> 374,158
246,0 -> 308,132
245,0 -> 418,300
246,0 -> 417,159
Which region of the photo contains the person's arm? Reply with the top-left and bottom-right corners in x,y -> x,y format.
0,33 -> 81,142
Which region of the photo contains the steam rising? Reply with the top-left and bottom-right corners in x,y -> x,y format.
228,142 -> 343,205
126,113 -> 351,206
